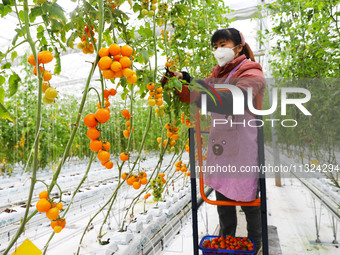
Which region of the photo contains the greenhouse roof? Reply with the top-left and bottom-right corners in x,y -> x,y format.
0,0 -> 273,97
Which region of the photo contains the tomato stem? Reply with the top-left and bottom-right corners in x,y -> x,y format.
3,1 -> 43,253
88,87 -> 102,106
42,152 -> 95,254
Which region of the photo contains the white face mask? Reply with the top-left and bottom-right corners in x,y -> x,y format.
213,46 -> 237,67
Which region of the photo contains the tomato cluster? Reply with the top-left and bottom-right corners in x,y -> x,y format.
141,0 -> 158,17
121,109 -> 134,139
159,123 -> 179,149
175,160 -> 188,172
107,0 -> 118,10
98,43 -> 137,83
36,191 -> 66,233
149,173 -> 166,202
156,2 -> 168,26
201,236 -> 254,251
147,82 -> 163,107
180,112 -> 191,127
84,88 -> 117,169
120,108 -> 132,160
155,105 -> 165,118
27,51 -> 57,104
77,25 -> 96,54
175,160 -> 190,178
160,29 -> 169,40
155,122 -> 180,153
185,138 -> 190,153
122,171 -> 148,190
165,57 -> 177,73
144,192 -> 151,200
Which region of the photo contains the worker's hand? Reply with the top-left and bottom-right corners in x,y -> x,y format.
174,72 -> 183,79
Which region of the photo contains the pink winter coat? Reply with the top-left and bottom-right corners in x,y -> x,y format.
203,55 -> 265,202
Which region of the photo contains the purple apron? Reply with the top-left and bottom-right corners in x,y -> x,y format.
204,59 -> 259,202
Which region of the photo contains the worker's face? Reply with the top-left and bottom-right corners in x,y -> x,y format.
213,38 -> 243,57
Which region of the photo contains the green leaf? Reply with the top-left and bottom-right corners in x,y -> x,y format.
41,36 -> 48,45
1,62 -> 11,69
0,4 -> 12,18
2,0 -> 14,6
11,31 -> 19,45
29,6 -> 42,23
10,51 -> 17,62
121,93 -> 126,100
169,78 -> 182,91
144,23 -> 152,38
8,72 -> 20,97
48,3 -> 67,24
0,87 -> 4,104
103,30 -> 113,45
18,10 -> 24,22
37,31 -> 43,39
163,89 -> 171,105
84,1 -> 99,20
50,19 -> 64,32
135,54 -> 143,64
133,3 -> 141,12
60,30 -> 66,43
0,75 -> 5,85
66,31 -> 77,48
37,25 -> 44,33
0,102 -> 14,123
140,48 -> 149,63
54,48 -> 61,75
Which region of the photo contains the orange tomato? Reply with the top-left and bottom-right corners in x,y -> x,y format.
43,71 -> 52,81
99,47 -> 110,58
38,51 -> 53,64
147,82 -> 155,91
95,108 -> 110,123
119,56 -> 131,68
46,207 -> 59,220
98,56 -> 112,70
87,127 -> 100,140
84,113 -> 98,128
109,43 -> 121,56
140,177 -> 148,185
127,75 -> 137,84
39,191 -> 48,199
98,150 -> 110,162
56,203 -> 63,210
120,152 -> 129,161
89,140 -> 103,152
36,199 -> 51,212
133,181 -> 141,189
121,172 -> 128,179
102,69 -> 115,79
28,54 -> 36,66
105,161 -> 114,169
102,141 -> 110,151
111,61 -> 122,72
121,45 -> 133,57
109,88 -> 117,96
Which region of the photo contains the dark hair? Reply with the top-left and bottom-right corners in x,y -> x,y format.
211,28 -> 255,62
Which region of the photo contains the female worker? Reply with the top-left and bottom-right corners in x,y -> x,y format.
175,28 -> 266,254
